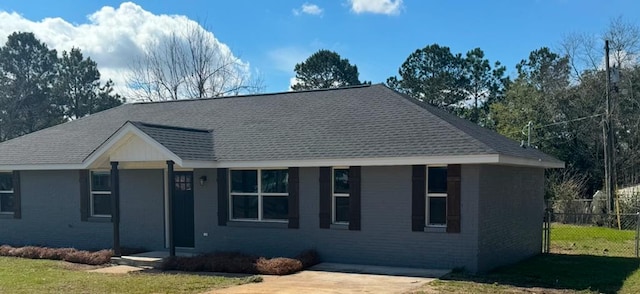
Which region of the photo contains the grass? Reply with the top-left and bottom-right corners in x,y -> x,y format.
415,223 -> 640,294
0,256 -> 254,294
550,224 -> 637,257
421,254 -> 640,294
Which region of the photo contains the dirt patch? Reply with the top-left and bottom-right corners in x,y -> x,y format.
208,270 -> 433,294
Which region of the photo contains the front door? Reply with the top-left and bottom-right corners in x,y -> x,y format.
173,171 -> 195,247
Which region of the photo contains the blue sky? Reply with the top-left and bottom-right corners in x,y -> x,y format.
0,0 -> 638,93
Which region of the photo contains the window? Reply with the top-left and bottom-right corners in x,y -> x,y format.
426,166 -> 447,226
332,168 -> 349,224
91,171 -> 111,217
230,169 -> 288,221
0,172 -> 14,214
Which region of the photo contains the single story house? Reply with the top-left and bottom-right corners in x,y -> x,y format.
0,84 -> 563,272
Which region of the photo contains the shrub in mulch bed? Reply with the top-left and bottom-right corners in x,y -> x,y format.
162,250 -> 320,275
0,245 -> 113,265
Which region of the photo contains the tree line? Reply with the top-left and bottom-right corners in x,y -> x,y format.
291,18 -> 640,201
0,32 -> 122,141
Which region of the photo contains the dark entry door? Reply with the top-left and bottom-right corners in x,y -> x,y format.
173,171 -> 195,247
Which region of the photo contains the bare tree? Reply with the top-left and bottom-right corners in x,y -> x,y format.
560,16 -> 639,78
605,16 -> 640,68
127,21 -> 263,101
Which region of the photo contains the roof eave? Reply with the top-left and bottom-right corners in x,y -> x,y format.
0,154 -> 564,171
497,154 -> 565,169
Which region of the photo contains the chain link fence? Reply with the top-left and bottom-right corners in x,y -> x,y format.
543,210 -> 640,258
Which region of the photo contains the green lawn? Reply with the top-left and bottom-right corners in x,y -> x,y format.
419,254 -> 640,293
550,223 -> 637,257
415,224 -> 640,293
0,256 -> 254,294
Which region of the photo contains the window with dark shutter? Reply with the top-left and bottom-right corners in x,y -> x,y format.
0,171 -> 20,219
79,170 -> 89,221
319,167 -> 331,228
446,164 -> 461,233
217,168 -> 229,226
12,171 -> 21,219
411,165 -> 426,231
288,167 -> 300,229
348,166 -> 361,231
427,166 -> 447,227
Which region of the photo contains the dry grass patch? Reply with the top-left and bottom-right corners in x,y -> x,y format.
0,245 -> 112,265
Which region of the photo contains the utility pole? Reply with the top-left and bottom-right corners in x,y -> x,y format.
604,40 -> 616,213
527,121 -> 532,147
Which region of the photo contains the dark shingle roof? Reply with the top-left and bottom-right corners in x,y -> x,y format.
129,121 -> 215,161
0,84 -> 562,166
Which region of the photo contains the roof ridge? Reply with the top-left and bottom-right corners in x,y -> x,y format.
130,83 -> 374,105
129,121 -> 212,133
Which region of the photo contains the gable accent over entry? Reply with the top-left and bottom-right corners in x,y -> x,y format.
83,121 -> 214,170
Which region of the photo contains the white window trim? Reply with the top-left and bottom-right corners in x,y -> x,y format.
426,165 -> 447,228
229,168 -> 289,223
90,170 -> 111,218
332,167 -> 350,225
0,172 -> 14,214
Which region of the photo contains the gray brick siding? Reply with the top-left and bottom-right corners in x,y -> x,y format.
476,165 -> 545,272
0,165 -> 543,272
0,170 -> 111,249
119,169 -> 165,250
0,169 -> 166,251
194,166 -> 480,271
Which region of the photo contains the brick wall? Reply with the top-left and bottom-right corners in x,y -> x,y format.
476,165 -> 545,272
194,165 -> 481,271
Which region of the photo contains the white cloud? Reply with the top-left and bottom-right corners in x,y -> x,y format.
349,0 -> 403,15
0,2 -> 250,100
289,76 -> 300,91
302,3 -> 323,15
293,3 -> 323,16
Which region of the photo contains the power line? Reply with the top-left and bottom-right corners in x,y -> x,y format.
535,113 -> 605,129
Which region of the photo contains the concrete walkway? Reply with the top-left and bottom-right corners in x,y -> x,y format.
88,262 -> 449,293
208,263 -> 449,294
88,265 -> 145,274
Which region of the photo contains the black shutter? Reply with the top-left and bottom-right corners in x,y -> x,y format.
348,166 -> 361,231
12,171 -> 21,219
79,170 -> 89,221
319,167 -> 331,229
447,164 -> 462,233
217,168 -> 229,226
411,165 -> 426,231
288,167 -> 300,229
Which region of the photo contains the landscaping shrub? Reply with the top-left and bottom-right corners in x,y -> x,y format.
0,245 -> 112,265
255,257 -> 302,275
295,250 -> 320,268
162,250 -> 320,275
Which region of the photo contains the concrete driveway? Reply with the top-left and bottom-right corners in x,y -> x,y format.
208,263 -> 449,294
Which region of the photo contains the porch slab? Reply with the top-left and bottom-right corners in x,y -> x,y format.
111,250 -> 198,268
